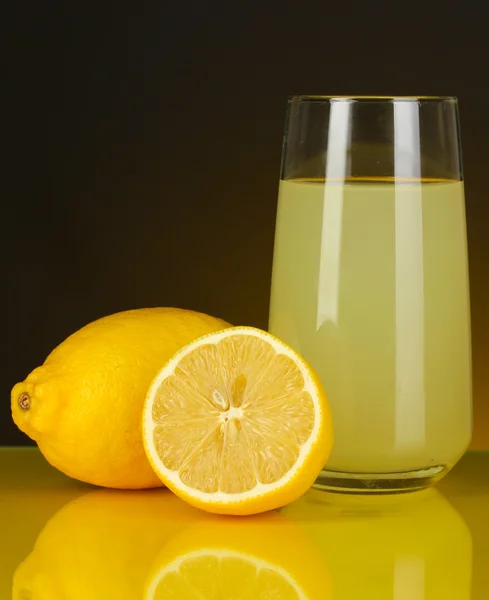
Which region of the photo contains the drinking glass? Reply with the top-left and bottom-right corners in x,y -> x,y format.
269,96 -> 472,492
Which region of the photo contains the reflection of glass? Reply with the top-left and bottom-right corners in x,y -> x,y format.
269,96 -> 472,492
282,488 -> 472,599
145,515 -> 328,599
12,489 -> 201,600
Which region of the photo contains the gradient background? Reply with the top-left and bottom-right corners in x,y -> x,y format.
4,4 -> 488,448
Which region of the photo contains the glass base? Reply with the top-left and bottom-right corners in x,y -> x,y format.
314,464 -> 448,494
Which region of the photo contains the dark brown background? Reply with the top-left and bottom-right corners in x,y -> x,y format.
4,4 -> 489,447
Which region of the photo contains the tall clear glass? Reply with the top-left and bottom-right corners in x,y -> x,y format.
269,96 -> 472,492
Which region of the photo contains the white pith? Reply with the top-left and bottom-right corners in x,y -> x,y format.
142,327 -> 323,504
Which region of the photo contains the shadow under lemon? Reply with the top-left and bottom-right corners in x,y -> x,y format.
12,488 -> 203,600
12,489 -> 329,600
281,487 -> 472,599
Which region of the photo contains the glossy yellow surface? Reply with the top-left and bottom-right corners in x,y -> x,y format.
1,448 -> 488,599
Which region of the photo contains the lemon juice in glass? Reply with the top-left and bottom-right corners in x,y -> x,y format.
269,96 -> 472,492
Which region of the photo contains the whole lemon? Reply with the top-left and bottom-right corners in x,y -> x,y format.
11,308 -> 230,488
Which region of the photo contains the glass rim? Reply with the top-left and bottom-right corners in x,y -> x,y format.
288,95 -> 458,103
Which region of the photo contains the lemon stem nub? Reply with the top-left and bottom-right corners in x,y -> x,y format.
18,392 -> 31,411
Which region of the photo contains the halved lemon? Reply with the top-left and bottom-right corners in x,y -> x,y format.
142,327 -> 333,515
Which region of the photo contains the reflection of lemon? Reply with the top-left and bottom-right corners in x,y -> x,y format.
143,327 -> 333,514
149,549 -> 305,599
12,488 -> 202,600
11,308 -> 230,488
0,450 -> 86,600
145,514 -> 329,599
282,488 -> 472,600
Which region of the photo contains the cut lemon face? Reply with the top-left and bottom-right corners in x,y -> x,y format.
142,327 -> 333,515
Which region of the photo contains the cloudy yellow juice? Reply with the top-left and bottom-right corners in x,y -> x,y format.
269,178 -> 472,476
